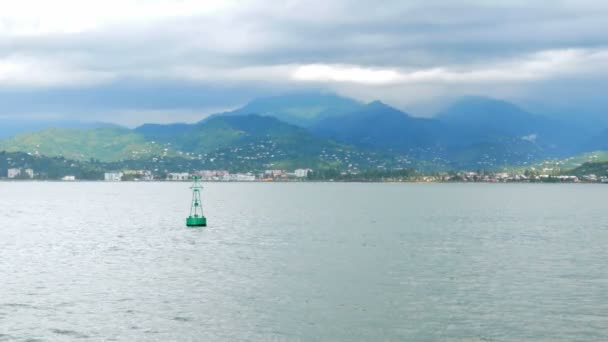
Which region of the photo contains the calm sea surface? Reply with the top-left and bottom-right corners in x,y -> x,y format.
0,182 -> 607,341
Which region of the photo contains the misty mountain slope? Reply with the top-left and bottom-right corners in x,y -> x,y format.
134,123 -> 193,140
309,96 -> 592,166
436,96 -> 589,155
437,96 -> 543,134
213,93 -> 364,127
311,101 -> 453,151
2,93 -> 605,170
580,129 -> 608,152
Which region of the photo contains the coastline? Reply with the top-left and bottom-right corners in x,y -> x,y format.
1,179 -> 606,184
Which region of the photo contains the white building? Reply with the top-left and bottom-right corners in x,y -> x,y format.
104,172 -> 123,182
495,173 -> 510,181
195,170 -> 229,181
24,169 -> 34,178
62,175 -> 77,181
7,168 -> 21,178
235,173 -> 256,181
140,171 -> 154,181
167,173 -> 190,181
265,170 -> 285,177
294,169 -> 312,178
583,174 -> 598,182
122,170 -> 154,181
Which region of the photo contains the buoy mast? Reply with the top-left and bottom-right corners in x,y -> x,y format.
186,176 -> 207,227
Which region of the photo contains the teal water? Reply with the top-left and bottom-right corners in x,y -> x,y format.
1,183 -> 607,341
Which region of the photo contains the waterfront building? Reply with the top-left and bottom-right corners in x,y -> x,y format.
167,173 -> 190,181
7,168 -> 21,179
235,173 -> 256,181
195,170 -> 229,181
294,169 -> 312,178
104,172 -> 124,182
265,170 -> 286,177
123,170 -> 154,181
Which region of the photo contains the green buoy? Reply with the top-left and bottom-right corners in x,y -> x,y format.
186,176 -> 207,227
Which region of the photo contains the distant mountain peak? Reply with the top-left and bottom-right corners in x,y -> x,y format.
246,91 -> 360,105
441,96 -> 527,116
367,100 -> 386,106
364,100 -> 397,111
217,92 -> 364,127
436,96 -> 534,124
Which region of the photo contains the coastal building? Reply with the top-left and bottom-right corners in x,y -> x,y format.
167,173 -> 190,181
265,170 -> 285,178
495,173 -> 510,181
104,172 -> 123,182
7,168 -> 21,179
195,170 -> 229,181
294,169 -> 312,178
539,175 -> 579,183
140,171 -> 154,181
24,169 -> 34,179
62,175 -> 77,181
235,173 -> 256,181
583,174 -> 598,182
123,170 -> 154,181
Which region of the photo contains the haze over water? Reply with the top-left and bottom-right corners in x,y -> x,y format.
1,183 -> 607,341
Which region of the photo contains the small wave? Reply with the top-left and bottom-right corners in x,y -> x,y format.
172,316 -> 193,322
50,329 -> 89,338
2,303 -> 33,309
0,334 -> 16,342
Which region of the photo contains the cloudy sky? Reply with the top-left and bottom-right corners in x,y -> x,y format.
1,0 -> 607,125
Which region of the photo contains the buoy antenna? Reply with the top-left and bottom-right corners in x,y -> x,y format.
186,176 -> 207,227
190,175 -> 203,189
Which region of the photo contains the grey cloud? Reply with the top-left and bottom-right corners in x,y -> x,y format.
0,0 -> 607,123
6,1 -> 608,67
0,79 -> 325,124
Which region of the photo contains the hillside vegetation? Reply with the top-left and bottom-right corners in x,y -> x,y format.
568,161 -> 608,177
1,93 -> 607,171
0,128 -> 169,162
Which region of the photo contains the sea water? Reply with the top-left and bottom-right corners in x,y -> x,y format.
0,182 -> 607,341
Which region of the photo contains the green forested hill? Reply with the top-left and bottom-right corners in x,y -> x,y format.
137,114 -> 408,171
568,161 -> 608,177
0,127 -> 171,162
526,151 -> 608,172
0,151 -> 105,179
3,93 -> 606,172
0,115 -> 411,172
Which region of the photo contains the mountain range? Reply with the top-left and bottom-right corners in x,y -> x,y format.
0,93 -> 606,172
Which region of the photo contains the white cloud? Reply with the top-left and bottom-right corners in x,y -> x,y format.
0,55 -> 115,86
293,64 -> 403,84
102,108 -> 237,127
291,49 -> 608,85
1,47 -> 607,91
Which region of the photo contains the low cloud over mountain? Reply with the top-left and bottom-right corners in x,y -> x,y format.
0,1 -> 607,124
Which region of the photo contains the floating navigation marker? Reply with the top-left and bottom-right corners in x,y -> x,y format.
186,176 -> 207,227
